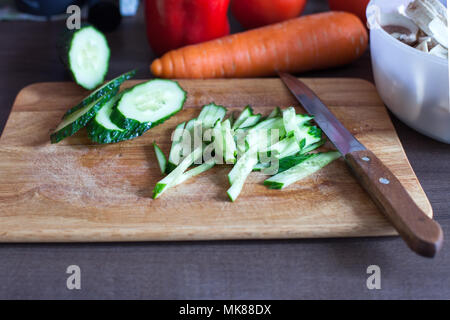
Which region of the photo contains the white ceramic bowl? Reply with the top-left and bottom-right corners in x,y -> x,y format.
367,0 -> 450,143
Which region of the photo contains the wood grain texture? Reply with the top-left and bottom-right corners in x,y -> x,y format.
345,150 -> 443,257
0,78 -> 433,242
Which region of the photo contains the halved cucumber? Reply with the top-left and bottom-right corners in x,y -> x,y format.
86,90 -> 151,144
64,69 -> 136,118
111,79 -> 186,133
59,24 -> 110,90
50,87 -> 119,143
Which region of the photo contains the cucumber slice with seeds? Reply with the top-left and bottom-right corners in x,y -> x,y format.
50,87 -> 118,143
111,79 -> 186,133
59,24 -> 110,90
87,90 -> 151,144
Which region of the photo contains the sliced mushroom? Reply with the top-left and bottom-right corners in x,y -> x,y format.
429,44 -> 448,58
415,39 -> 429,52
428,17 -> 448,48
405,0 -> 448,48
381,13 -> 419,45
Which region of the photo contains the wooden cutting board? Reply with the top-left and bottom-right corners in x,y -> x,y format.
0,78 -> 432,242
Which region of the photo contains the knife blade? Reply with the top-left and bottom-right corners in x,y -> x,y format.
278,72 -> 443,258
278,72 -> 365,155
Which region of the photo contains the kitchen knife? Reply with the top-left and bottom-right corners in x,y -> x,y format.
279,72 -> 443,258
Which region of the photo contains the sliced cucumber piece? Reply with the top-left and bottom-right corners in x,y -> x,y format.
175,160 -> 215,186
221,119 -> 237,164
227,150 -> 258,202
264,151 -> 340,189
87,90 -> 151,144
237,114 -> 262,129
154,143 -> 167,174
59,24 -> 110,90
283,107 -> 301,139
298,125 -> 322,150
167,122 -> 186,173
267,107 -> 281,119
197,103 -> 227,128
111,79 -> 186,132
267,135 -> 299,158
153,146 -> 203,199
232,105 -> 254,129
277,153 -> 315,173
64,70 -> 136,118
50,87 -> 118,143
299,139 -> 326,154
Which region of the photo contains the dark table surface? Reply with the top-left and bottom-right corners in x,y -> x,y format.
0,0 -> 449,300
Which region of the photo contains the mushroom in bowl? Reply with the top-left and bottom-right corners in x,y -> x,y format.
367,0 -> 449,143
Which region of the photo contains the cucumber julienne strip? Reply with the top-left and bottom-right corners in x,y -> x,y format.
197,103 -> 227,128
283,107 -> 301,139
264,151 -> 341,189
50,87 -> 119,144
227,150 -> 258,202
153,143 -> 167,174
232,105 -> 253,129
237,114 -> 262,129
174,160 -> 215,186
152,146 -> 203,199
167,121 -> 186,173
221,119 -> 237,164
267,106 -> 281,119
64,69 -> 136,118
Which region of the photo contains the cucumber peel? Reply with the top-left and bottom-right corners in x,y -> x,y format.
64,69 -> 136,118
264,151 -> 341,189
50,87 -> 119,143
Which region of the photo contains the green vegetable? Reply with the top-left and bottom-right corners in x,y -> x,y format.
58,24 -> 110,90
111,79 -> 186,133
267,106 -> 281,119
63,70 -> 136,118
50,87 -> 118,143
237,114 -> 262,129
167,121 -> 187,173
154,143 -> 167,174
152,106 -> 337,202
197,103 -> 227,128
87,90 -> 150,144
264,151 -> 341,189
153,146 -> 203,199
175,160 -> 216,186
227,150 -> 258,202
232,105 -> 254,129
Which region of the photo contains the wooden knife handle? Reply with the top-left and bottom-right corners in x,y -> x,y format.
345,150 -> 443,257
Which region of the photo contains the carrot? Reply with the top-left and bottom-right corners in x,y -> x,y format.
150,11 -> 368,79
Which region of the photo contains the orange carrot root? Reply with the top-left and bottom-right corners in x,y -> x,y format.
150,11 -> 368,79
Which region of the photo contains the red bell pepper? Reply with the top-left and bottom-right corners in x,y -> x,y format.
328,0 -> 370,25
231,0 -> 307,30
145,0 -> 231,56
